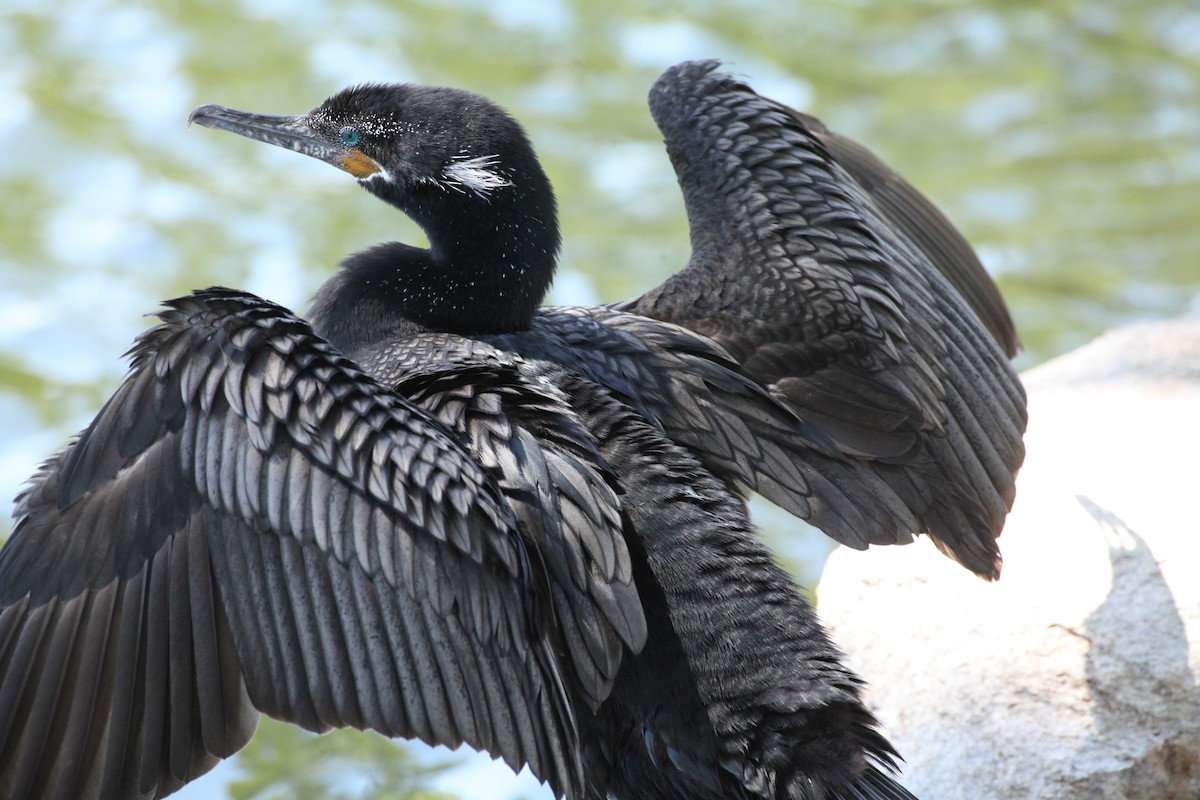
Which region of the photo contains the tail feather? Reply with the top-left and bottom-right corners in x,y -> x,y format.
835,765 -> 919,800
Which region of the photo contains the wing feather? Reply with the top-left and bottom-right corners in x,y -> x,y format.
0,289 -> 590,798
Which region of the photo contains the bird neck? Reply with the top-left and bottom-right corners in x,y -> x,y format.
308,185 -> 559,357
415,188 -> 559,333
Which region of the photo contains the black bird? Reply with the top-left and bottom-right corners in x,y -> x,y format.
0,61 -> 1025,800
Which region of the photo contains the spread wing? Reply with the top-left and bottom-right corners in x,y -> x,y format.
625,60 -> 1026,578
0,289 -> 584,799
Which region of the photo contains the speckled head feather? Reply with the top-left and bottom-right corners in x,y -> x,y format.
307,83 -> 534,198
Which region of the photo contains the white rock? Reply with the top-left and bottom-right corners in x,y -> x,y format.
819,321 -> 1200,799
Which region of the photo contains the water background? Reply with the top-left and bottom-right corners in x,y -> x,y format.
2,2 -> 1197,797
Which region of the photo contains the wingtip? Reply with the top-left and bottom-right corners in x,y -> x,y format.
940,537 -> 1003,581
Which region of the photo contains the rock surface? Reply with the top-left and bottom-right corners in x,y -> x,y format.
819,321 -> 1200,799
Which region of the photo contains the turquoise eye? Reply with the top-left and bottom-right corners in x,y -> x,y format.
339,126 -> 361,147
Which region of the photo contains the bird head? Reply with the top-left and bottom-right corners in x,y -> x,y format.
189,83 -> 547,222
190,82 -> 561,337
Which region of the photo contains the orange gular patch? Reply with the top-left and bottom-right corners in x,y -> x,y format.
339,149 -> 382,178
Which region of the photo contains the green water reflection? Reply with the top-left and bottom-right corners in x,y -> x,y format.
1,0 -> 1197,797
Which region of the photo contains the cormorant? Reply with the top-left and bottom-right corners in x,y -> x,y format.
0,61 -> 1026,800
